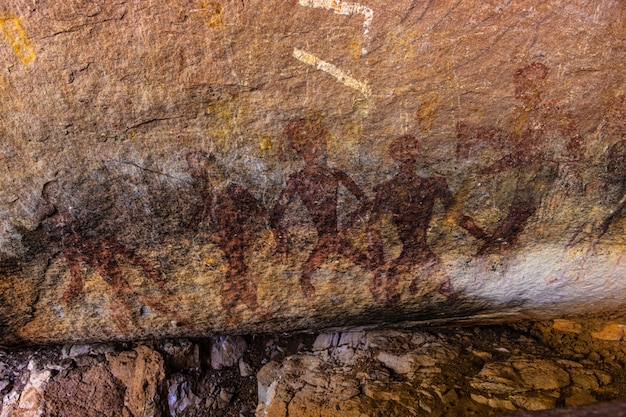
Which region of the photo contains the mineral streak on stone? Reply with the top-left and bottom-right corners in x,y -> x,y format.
0,0 -> 624,345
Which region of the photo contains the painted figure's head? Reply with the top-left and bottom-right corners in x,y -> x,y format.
41,181 -> 61,206
388,135 -> 420,166
514,62 -> 548,107
284,118 -> 329,164
185,151 -> 216,179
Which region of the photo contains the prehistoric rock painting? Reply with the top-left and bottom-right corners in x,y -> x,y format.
185,151 -> 270,319
455,62 -> 584,255
269,118 -> 372,301
368,136 -> 484,303
39,182 -> 176,331
597,139 -> 626,238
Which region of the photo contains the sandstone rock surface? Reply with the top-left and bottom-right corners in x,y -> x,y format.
0,0 -> 623,343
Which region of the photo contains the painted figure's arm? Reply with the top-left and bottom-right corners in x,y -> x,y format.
62,250 -> 85,304
479,153 -> 518,176
436,177 -> 455,210
597,193 -> 626,239
188,181 -> 211,230
231,184 -> 267,217
335,170 -> 371,229
439,177 -> 489,241
269,175 -> 298,253
107,239 -> 170,293
546,106 -> 584,160
568,191 -> 625,248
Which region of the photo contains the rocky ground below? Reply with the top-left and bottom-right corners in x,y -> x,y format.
3,315 -> 626,417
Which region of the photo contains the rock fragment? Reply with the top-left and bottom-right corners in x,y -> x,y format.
591,323 -> 625,341
210,336 -> 247,370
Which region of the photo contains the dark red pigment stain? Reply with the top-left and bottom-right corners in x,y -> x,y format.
456,62 -> 584,255
29,63 -> 599,312
186,151 -> 271,320
597,139 -> 626,237
269,118 -> 373,301
41,182 -> 177,331
368,135 -> 484,304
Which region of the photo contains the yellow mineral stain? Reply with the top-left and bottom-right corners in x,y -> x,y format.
201,1 -> 223,28
259,136 -> 273,150
344,122 -> 362,143
305,109 -> 325,123
206,95 -> 241,120
208,128 -> 230,142
0,15 -> 35,64
511,105 -> 531,136
203,255 -> 221,269
351,97 -> 370,118
552,319 -> 582,334
205,127 -> 231,153
348,41 -> 362,60
591,323 -> 624,341
325,133 -> 342,158
205,93 -> 250,153
416,92 -> 441,132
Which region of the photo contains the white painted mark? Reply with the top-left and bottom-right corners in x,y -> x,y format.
293,48 -> 371,97
298,0 -> 373,55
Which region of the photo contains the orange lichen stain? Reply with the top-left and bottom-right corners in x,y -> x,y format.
259,136 -> 273,150
201,1 -> 223,28
0,15 -> 35,64
416,92 -> 441,131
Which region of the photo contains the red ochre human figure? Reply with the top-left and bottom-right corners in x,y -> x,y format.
186,151 -> 269,319
569,96 -> 625,246
368,136 -> 485,304
269,118 -> 372,301
597,139 -> 626,238
484,63 -> 585,254
40,181 -> 176,332
458,62 -> 582,255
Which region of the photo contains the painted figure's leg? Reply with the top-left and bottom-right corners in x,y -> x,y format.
385,259 -> 407,304
109,292 -> 133,332
109,240 -> 170,293
300,239 -> 334,301
220,238 -> 252,310
62,251 -> 85,304
406,250 -> 441,296
369,268 -> 386,302
341,237 -> 374,270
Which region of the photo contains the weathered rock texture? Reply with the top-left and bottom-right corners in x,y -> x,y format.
2,319 -> 626,417
0,0 -> 624,344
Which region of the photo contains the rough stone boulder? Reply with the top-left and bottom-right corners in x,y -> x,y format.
0,0 -> 624,344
